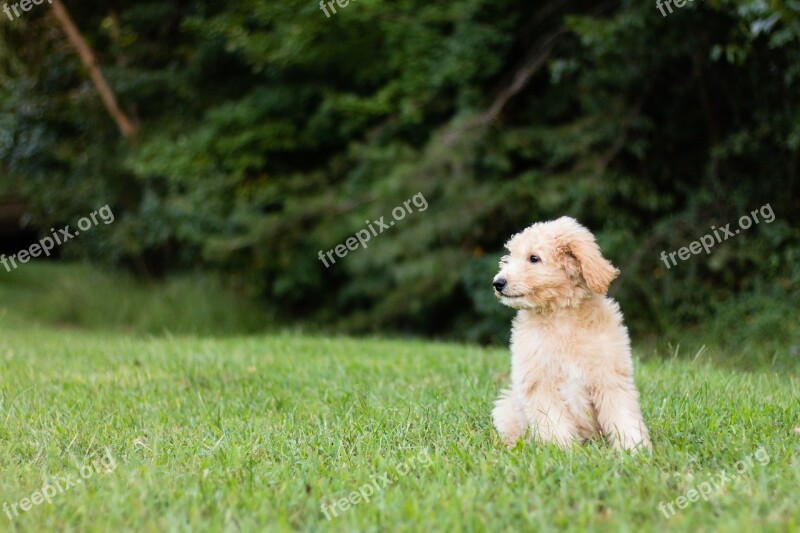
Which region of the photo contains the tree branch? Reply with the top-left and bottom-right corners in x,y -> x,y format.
50,0 -> 137,141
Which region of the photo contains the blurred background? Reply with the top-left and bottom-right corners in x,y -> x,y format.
0,0 -> 798,357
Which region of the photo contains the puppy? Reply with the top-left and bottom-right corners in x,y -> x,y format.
491,217 -> 651,451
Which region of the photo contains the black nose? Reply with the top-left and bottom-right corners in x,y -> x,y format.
493,278 -> 507,292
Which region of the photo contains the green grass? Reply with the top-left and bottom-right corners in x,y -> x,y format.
0,263 -> 273,335
0,264 -> 799,531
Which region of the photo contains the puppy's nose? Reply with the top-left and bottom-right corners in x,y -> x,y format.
493,278 -> 507,292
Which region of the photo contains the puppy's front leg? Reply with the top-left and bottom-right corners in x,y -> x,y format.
519,386 -> 577,448
492,389 -> 527,446
593,380 -> 651,451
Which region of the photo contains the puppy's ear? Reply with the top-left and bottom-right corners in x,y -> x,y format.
558,221 -> 619,294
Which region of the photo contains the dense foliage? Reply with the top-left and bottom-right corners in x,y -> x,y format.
1,0 -> 798,343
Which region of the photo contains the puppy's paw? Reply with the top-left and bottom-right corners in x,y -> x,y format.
611,431 -> 652,453
530,424 -> 578,450
492,390 -> 526,446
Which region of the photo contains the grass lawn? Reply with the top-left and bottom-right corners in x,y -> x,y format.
0,264 -> 798,531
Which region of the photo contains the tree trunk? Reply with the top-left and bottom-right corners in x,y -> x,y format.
49,0 -> 137,141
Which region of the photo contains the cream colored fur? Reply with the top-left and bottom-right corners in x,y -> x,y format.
491,216 -> 651,451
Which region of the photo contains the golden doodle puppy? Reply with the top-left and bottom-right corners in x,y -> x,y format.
491,217 -> 651,451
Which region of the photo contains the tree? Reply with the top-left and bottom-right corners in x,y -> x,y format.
49,0 -> 137,141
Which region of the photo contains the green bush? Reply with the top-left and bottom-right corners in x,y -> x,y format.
1,0 -> 798,342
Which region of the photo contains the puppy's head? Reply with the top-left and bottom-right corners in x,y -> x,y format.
492,217 -> 619,310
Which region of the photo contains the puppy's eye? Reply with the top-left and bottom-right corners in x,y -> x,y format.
529,255 -> 541,264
